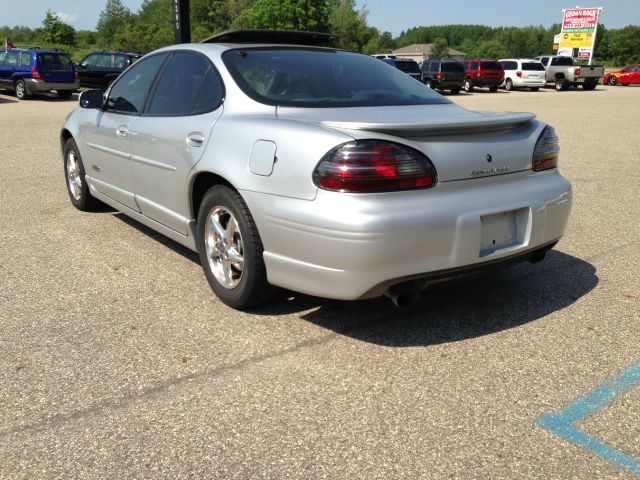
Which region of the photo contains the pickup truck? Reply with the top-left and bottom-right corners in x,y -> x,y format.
535,55 -> 604,91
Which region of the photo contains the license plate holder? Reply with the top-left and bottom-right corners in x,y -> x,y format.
480,210 -> 520,256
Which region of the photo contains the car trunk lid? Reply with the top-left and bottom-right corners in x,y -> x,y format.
37,53 -> 75,83
278,104 -> 539,182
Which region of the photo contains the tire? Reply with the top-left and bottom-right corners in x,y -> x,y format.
450,87 -> 460,95
607,76 -> 617,86
196,185 -> 279,309
425,80 -> 432,89
489,85 -> 499,92
464,79 -> 473,92
504,78 -> 513,91
58,90 -> 73,99
530,87 -> 540,92
14,79 -> 30,100
555,78 -> 568,91
582,82 -> 597,91
63,138 -> 100,211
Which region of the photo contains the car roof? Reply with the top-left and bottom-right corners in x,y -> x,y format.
200,29 -> 338,47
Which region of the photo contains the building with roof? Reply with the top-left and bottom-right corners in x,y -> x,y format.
392,44 -> 466,63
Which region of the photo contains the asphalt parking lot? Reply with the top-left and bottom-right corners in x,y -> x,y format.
1,84 -> 638,479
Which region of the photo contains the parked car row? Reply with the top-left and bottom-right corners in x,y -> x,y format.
378,55 -> 621,94
0,47 -> 141,99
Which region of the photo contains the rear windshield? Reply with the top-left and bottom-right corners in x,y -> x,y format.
222,48 -> 448,108
552,57 -> 574,66
37,54 -> 74,72
481,61 -> 503,71
394,60 -> 419,73
441,62 -> 465,72
522,62 -> 545,71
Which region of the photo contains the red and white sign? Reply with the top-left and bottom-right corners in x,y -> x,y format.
562,8 -> 600,31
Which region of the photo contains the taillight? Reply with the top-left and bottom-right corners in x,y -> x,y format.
74,66 -> 78,80
436,71 -> 442,80
574,67 -> 581,76
533,126 -> 559,171
313,140 -> 437,193
476,71 -> 482,77
31,67 -> 42,80
516,71 -> 522,77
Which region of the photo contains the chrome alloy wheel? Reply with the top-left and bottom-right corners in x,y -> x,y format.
66,150 -> 82,201
15,81 -> 25,98
205,207 -> 245,289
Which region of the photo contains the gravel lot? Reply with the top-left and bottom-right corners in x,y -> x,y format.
0,84 -> 638,479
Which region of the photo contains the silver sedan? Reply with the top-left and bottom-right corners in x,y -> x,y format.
61,30 -> 572,309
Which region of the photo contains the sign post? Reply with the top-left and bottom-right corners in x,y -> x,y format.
173,0 -> 191,44
559,7 -> 603,65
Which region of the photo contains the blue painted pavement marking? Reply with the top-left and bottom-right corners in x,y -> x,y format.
534,362 -> 640,476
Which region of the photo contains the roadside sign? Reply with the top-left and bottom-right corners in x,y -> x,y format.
559,7 -> 602,65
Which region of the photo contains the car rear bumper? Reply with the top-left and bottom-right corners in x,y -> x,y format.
242,170 -> 572,300
25,79 -> 80,94
513,78 -> 546,87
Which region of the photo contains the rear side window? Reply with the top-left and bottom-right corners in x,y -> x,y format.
522,62 -> 544,71
19,53 -> 32,67
395,61 -> 419,73
38,54 -> 73,72
470,61 -> 479,70
148,52 -> 223,116
552,57 -> 573,66
500,61 -> 518,70
106,53 -> 166,114
481,61 -> 502,71
441,62 -> 464,72
430,62 -> 438,72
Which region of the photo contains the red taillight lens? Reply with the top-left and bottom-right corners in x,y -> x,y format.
516,71 -> 522,77
574,67 -> 581,76
533,126 -> 559,171
436,71 -> 442,80
313,141 -> 437,193
31,67 -> 41,80
476,71 -> 482,77
74,66 -> 78,80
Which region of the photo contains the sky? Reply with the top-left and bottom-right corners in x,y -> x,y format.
0,0 -> 638,34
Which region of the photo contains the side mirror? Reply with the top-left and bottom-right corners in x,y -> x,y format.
79,89 -> 104,109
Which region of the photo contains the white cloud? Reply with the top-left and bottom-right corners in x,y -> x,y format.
55,12 -> 79,24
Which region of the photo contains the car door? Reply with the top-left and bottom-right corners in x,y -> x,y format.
81,53 -> 168,211
129,51 -> 224,234
77,53 -> 101,88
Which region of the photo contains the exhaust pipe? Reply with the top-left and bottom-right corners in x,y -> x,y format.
385,285 -> 423,308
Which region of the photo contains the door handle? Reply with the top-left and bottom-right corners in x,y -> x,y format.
186,132 -> 205,147
116,126 -> 129,137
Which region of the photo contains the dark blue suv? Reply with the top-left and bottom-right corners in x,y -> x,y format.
0,48 -> 80,100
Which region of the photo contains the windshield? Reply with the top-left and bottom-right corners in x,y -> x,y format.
37,54 -> 74,72
222,48 -> 448,108
522,62 -> 545,71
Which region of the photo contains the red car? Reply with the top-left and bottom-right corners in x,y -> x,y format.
461,59 -> 505,92
603,64 -> 640,86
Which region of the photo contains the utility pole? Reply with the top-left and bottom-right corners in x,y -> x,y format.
173,0 -> 191,44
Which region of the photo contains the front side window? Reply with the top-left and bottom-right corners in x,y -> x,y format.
539,57 -> 549,66
148,52 -> 223,116
105,53 -> 166,114
81,54 -> 99,67
114,55 -> 130,69
223,48 -> 448,108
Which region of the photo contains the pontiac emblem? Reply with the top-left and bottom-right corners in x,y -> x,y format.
486,154 -> 493,163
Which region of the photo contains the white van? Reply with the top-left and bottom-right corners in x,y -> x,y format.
498,58 -> 546,91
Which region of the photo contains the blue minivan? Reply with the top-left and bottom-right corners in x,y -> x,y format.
0,48 -> 80,99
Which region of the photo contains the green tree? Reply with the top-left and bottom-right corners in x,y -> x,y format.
247,0 -> 330,32
97,0 -> 131,45
430,37 -> 449,59
41,10 -> 76,46
329,0 -> 372,51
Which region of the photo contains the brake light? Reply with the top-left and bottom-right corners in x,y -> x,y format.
533,126 -> 559,171
436,71 -> 442,80
516,71 -> 522,77
313,140 -> 437,193
74,66 -> 78,80
476,72 -> 482,77
574,67 -> 581,76
31,67 -> 41,80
